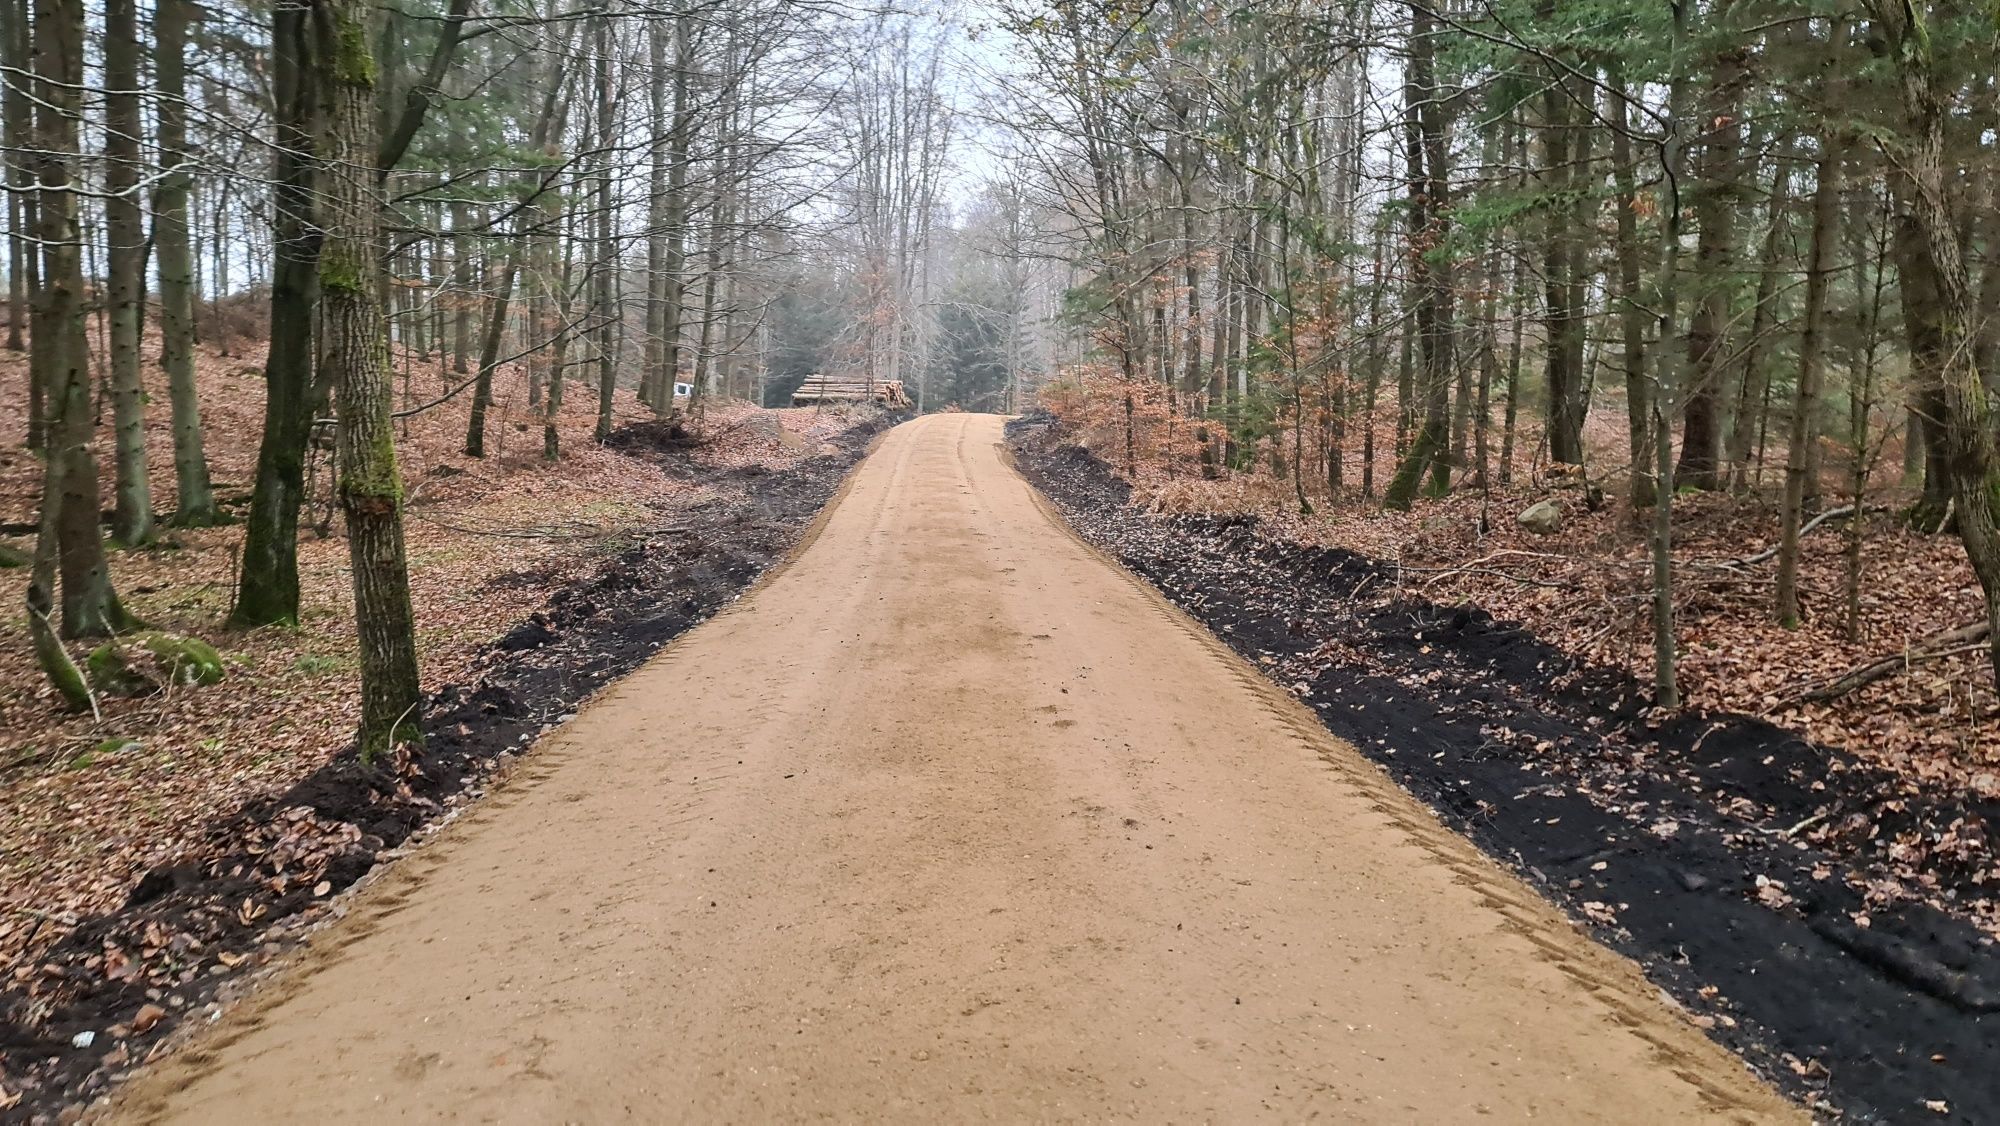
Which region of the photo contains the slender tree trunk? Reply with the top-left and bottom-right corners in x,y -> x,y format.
1777,123 -> 1846,627
1497,115 -> 1527,487
1610,76 -> 1654,508
1499,251 -> 1525,487
318,0 -> 422,758
429,228 -> 447,378
1650,28 -> 1693,709
231,0 -> 319,627
1727,183 -> 1787,491
156,0 -> 214,527
545,196 -> 580,461
592,10 -> 617,443
658,13 -> 693,410
641,14 -> 668,411
450,200 -> 474,376
1,0 -> 27,358
1846,194 -> 1889,642
1473,242 -> 1496,491
463,251 -> 519,457
105,0 -> 153,544
1361,214 -> 1387,497
5,177 -> 22,356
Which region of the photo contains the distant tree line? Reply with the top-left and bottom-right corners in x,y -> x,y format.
991,0 -> 2000,703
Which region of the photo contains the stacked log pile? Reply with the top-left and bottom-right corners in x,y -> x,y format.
791,373 -> 912,408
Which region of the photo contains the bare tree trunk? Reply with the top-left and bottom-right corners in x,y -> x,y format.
156,0 -> 214,527
1473,241 -> 1496,491
643,13 -> 670,412
450,200 -> 473,376
1,0 -> 26,358
1846,194 -> 1890,642
1610,75 -> 1654,508
1360,213 -> 1387,497
544,193 -> 581,461
318,0 -> 422,758
231,0 -> 317,626
1777,114 -> 1846,627
463,251 -> 518,457
591,9 -> 617,443
659,12 -> 693,409
429,227 -> 446,375
1650,8 -> 1693,709
104,0 -> 153,544
33,0 -> 134,638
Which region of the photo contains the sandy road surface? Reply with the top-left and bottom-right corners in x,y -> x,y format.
112,413 -> 1795,1124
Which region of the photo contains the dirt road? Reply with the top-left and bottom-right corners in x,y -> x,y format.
113,414 -> 1795,1123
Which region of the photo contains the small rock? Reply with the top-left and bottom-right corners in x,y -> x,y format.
131,1004 -> 167,1033
1678,871 -> 1710,892
70,1030 -> 95,1049
1516,499 -> 1564,535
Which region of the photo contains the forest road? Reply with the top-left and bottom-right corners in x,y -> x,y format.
110,413 -> 1798,1124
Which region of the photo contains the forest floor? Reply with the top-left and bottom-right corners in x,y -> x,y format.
90,414 -> 1793,1125
0,326 -> 898,1115
1011,412 -> 1999,1121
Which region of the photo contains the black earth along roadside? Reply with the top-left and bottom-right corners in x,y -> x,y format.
1007,414 -> 1997,1125
0,410 -> 906,1123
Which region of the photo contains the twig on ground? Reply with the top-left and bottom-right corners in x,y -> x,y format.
1783,620 -> 1992,705
1718,505 -> 1869,568
1403,563 -> 1576,590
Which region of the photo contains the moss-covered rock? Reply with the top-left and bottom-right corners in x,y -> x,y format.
86,632 -> 227,697
144,632 -> 225,685
87,643 -> 153,697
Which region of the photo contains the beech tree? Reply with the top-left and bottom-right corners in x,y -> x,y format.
156,0 -> 214,528
315,0 -> 423,757
25,0 -> 136,671
103,0 -> 150,545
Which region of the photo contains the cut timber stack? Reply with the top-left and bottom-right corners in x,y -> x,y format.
791,373 -> 912,409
